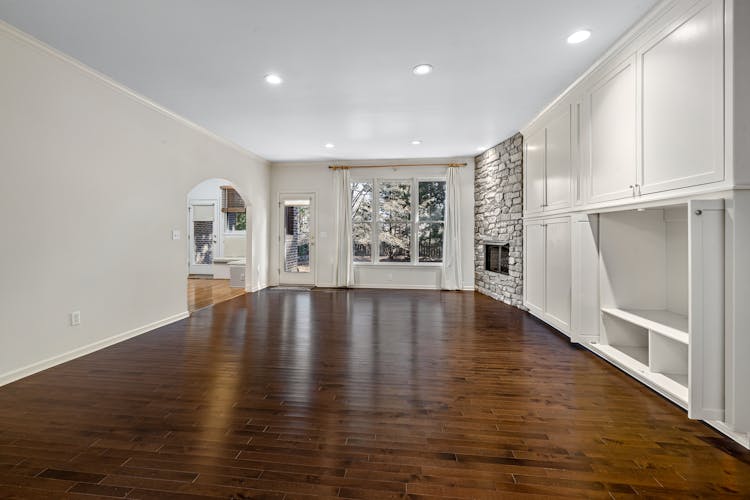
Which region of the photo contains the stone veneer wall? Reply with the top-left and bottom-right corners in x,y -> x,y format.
474,133 -> 524,308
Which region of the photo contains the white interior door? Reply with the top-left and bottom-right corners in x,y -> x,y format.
279,193 -> 316,285
188,200 -> 218,275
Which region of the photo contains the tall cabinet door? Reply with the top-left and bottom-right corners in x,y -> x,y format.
545,218 -> 571,333
585,56 -> 637,204
639,0 -> 724,195
524,221 -> 546,316
545,107 -> 572,211
688,199 -> 725,420
525,128 -> 546,214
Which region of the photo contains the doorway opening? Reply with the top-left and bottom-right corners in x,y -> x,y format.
187,178 -> 249,312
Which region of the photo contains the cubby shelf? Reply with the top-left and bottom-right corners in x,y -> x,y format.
601,307 -> 688,344
589,343 -> 688,407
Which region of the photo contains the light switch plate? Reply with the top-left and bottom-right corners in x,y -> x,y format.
172,229 -> 181,240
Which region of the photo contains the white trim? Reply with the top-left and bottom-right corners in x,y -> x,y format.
354,262 -> 443,268
248,283 -> 269,293
706,420 -> 750,449
0,311 -> 189,387
0,20 -> 267,164
462,285 -> 476,291
349,283 -> 442,290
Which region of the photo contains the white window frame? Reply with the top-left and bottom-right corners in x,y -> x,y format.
223,211 -> 247,236
352,176 -> 446,267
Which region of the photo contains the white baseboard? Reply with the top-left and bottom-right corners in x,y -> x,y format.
707,420 -> 750,449
350,283 -> 440,290
349,283 -> 475,291
0,311 -> 189,387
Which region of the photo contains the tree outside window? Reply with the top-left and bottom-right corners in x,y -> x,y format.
351,179 -> 445,264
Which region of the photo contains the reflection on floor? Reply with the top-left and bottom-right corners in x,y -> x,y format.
187,277 -> 245,312
1,289 -> 749,498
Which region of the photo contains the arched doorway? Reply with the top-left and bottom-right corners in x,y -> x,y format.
186,178 -> 250,312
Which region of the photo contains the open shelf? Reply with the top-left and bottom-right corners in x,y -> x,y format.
589,343 -> 688,407
601,308 -> 688,344
614,345 -> 649,366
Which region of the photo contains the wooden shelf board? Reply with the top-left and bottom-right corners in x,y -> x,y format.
601,307 -> 689,344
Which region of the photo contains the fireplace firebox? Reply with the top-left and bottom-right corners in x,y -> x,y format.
485,243 -> 509,275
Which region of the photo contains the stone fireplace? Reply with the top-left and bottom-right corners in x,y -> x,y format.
474,133 -> 524,308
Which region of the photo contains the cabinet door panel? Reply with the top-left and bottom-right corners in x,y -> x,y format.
688,199 -> 724,420
640,0 -> 724,194
524,222 -> 545,315
545,219 -> 571,333
587,57 -> 637,203
525,129 -> 546,214
546,107 -> 572,211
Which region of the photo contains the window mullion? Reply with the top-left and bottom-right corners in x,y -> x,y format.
372,178 -> 379,264
410,177 -> 419,264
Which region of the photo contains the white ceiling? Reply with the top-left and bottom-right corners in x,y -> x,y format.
0,0 -> 657,162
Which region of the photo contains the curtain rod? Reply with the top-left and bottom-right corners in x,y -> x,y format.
329,162 -> 466,170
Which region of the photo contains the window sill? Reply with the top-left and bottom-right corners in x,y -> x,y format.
354,262 -> 443,268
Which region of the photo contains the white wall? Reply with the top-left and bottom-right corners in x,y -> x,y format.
270,159 -> 475,289
0,22 -> 271,384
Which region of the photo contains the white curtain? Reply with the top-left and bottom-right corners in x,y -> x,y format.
441,166 -> 463,290
334,168 -> 353,287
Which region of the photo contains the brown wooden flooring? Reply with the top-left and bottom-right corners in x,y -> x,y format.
1,289 -> 749,499
187,278 -> 246,313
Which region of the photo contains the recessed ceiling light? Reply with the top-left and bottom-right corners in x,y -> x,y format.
567,30 -> 591,44
264,73 -> 283,85
324,143 -> 335,149
412,64 -> 433,76
411,140 -> 422,145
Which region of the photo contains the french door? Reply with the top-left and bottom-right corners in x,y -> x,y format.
278,193 -> 316,285
188,199 -> 218,275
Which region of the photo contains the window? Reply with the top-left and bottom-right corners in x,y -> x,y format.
378,181 -> 412,262
221,186 -> 246,232
352,182 -> 373,262
417,181 -> 445,263
351,179 -> 446,264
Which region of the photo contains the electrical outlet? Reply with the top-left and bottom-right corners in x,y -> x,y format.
70,311 -> 81,326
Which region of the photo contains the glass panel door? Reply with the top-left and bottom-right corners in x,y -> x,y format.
189,200 -> 217,275
279,194 -> 315,285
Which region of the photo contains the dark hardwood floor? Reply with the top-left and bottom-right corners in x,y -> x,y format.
1,289 -> 749,499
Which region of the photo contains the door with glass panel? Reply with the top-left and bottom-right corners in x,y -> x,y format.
279,194 -> 315,285
188,200 -> 218,275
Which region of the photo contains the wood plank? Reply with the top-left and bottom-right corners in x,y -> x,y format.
0,289 -> 747,498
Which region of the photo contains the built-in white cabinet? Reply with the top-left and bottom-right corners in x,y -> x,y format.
523,216 -> 571,334
583,55 -> 638,204
524,105 -> 573,215
639,0 -> 724,195
524,129 -> 546,215
564,0 -> 726,208
524,220 -> 545,316
589,201 -> 725,419
519,0 -> 749,447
